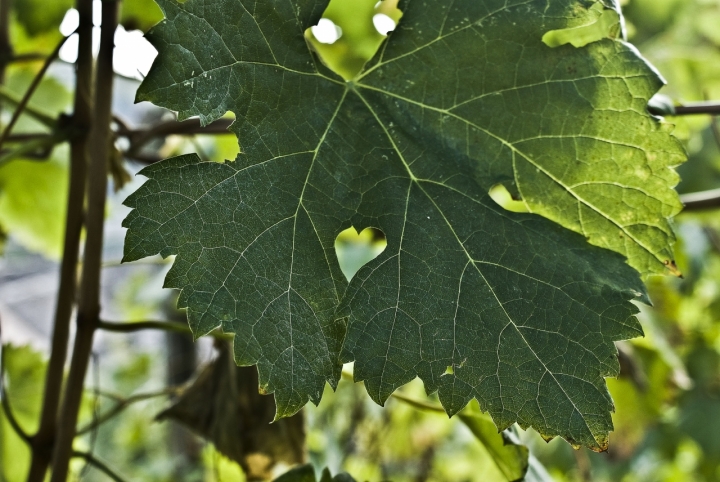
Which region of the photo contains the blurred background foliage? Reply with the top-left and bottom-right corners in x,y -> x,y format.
2,0 -> 720,480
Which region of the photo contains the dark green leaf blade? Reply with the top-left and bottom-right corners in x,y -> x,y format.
123,151 -> 348,417
124,0 -> 683,449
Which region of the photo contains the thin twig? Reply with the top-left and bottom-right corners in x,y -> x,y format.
680,188 -> 720,211
71,452 -> 127,482
0,32 -> 72,149
0,86 -> 57,127
0,131 -> 64,168
76,387 -> 182,436
0,314 -> 31,443
9,53 -> 47,63
3,114 -> 236,166
101,257 -> 170,268
673,102 -> 720,116
98,320 -> 233,340
120,117 -> 233,159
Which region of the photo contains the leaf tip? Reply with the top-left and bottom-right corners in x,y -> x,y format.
663,259 -> 683,278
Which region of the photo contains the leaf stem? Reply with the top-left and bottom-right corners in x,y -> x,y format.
390,391 -> 446,413
0,33 -> 72,149
49,1 -> 118,479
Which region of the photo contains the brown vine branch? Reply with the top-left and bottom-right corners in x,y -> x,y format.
120,117 -> 233,160
98,320 -> 233,341
49,1 -> 118,479
27,0 -> 94,478
71,452 -> 127,482
673,102 -> 720,116
2,116 -> 234,165
79,353 -> 101,480
0,0 -> 11,87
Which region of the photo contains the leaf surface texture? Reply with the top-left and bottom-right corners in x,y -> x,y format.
124,0 -> 684,449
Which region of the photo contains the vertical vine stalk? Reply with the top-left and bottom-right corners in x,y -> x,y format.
49,0 -> 118,479
0,0 -> 11,89
26,0 -> 94,478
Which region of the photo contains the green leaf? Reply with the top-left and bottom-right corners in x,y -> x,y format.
0,345 -> 47,481
156,343 -> 305,480
457,401 -> 529,482
124,0 -> 684,449
12,0 -> 72,38
274,465 -> 356,482
0,151 -> 69,259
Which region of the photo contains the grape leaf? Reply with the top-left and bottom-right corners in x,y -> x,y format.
123,0 -> 684,449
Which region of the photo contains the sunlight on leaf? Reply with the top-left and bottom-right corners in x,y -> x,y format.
126,0 -> 683,450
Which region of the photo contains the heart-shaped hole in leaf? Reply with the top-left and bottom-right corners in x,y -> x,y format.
335,226 -> 387,281
305,0 -> 402,80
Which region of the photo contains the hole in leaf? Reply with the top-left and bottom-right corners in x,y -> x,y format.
488,184 -> 530,213
372,13 -> 396,36
542,3 -> 622,48
305,0 -> 402,80
310,18 -> 343,44
443,365 -> 454,376
335,226 -> 387,281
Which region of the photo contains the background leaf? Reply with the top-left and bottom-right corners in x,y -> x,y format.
157,342 -> 305,480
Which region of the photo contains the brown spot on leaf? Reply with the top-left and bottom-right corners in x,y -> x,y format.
664,259 -> 683,278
